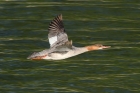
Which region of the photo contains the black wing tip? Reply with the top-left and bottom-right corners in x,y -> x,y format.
48,14 -> 64,31
58,14 -> 62,17
53,14 -> 63,23
56,14 -> 62,20
50,14 -> 63,24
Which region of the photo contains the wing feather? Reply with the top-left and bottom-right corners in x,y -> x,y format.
48,14 -> 68,48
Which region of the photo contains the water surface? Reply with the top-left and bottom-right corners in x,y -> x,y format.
0,0 -> 140,93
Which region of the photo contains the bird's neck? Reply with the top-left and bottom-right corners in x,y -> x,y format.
72,45 -> 98,55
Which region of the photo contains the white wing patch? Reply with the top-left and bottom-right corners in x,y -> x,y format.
49,36 -> 57,46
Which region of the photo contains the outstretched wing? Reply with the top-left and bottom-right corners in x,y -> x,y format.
48,14 -> 68,48
27,14 -> 72,60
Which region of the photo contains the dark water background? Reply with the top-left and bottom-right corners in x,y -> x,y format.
0,0 -> 140,93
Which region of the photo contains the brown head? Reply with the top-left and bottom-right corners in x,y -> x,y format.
86,44 -> 111,51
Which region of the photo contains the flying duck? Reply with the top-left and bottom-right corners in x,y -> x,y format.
27,14 -> 110,60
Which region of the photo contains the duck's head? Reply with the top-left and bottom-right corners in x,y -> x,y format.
86,44 -> 111,51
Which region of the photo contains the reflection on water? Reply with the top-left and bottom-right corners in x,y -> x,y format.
0,0 -> 140,93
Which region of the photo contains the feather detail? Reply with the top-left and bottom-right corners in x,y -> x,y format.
48,14 -> 69,48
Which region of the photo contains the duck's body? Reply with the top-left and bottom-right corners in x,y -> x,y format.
27,14 -> 110,60
30,46 -> 87,60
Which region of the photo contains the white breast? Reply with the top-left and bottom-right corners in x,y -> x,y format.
43,47 -> 88,60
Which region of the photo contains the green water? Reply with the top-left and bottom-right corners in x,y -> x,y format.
0,0 -> 140,93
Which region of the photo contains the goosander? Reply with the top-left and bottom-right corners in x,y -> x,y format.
27,14 -> 110,60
